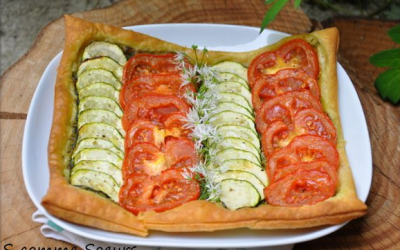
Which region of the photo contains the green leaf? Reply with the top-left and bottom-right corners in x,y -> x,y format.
375,68 -> 400,104
260,0 -> 290,34
294,0 -> 302,8
388,25 -> 400,44
265,0 -> 277,4
370,48 -> 400,67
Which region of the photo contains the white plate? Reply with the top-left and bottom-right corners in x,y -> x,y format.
22,24 -> 372,248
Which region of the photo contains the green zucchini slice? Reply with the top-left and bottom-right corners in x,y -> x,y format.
78,96 -> 123,117
220,179 -> 260,210
70,169 -> 120,202
72,138 -> 124,159
212,61 -> 248,81
82,41 -> 127,65
77,57 -> 123,81
78,122 -> 124,151
78,109 -> 124,136
73,148 -> 123,168
77,68 -> 121,90
78,82 -> 120,103
72,160 -> 122,186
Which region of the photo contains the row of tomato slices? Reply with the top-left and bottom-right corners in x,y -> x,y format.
248,39 -> 339,206
118,54 -> 201,214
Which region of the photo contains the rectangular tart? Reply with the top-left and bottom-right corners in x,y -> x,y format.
41,15 -> 367,236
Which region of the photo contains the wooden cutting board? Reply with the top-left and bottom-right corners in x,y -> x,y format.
1,0 -> 398,249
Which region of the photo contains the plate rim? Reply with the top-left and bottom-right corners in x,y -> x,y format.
22,23 -> 372,248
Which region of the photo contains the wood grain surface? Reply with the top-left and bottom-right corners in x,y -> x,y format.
0,0 -> 398,249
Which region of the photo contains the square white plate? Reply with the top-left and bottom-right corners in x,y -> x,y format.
22,24 -> 372,248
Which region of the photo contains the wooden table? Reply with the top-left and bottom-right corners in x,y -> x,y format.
1,0 -> 399,249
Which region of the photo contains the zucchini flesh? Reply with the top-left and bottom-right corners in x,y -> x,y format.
220,179 -> 260,210
78,82 -> 120,103
199,63 -> 267,210
72,138 -> 124,159
77,68 -> 121,90
78,109 -> 124,136
70,44 -> 126,202
82,41 -> 127,65
78,57 -> 123,81
78,96 -> 123,117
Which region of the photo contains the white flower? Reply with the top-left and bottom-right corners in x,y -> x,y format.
182,107 -> 201,129
174,51 -> 186,64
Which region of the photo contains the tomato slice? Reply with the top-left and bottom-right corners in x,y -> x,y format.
267,134 -> 339,182
164,137 -> 198,169
120,73 -> 196,110
248,39 -> 319,87
119,169 -> 200,215
278,39 -> 319,80
261,121 -> 294,156
255,90 -> 322,134
162,112 -> 192,138
264,161 -> 337,207
248,51 -> 278,87
125,119 -> 164,151
251,69 -> 320,111
123,142 -> 167,177
122,94 -> 190,131
123,54 -> 185,83
294,108 -> 337,144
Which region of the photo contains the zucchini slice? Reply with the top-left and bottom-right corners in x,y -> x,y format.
78,96 -> 123,117
209,111 -> 256,131
77,68 -> 121,90
209,137 -> 260,160
214,125 -> 261,150
216,148 -> 261,166
214,81 -> 252,105
77,57 -> 123,81
73,148 -> 123,168
217,92 -> 252,112
82,41 -> 127,65
72,138 -> 124,159
78,109 -> 124,136
70,169 -> 120,202
215,159 -> 268,186
78,122 -> 124,151
217,72 -> 248,89
212,61 -> 248,81
219,179 -> 260,210
210,102 -> 254,119
72,160 -> 122,186
214,170 -> 265,199
78,82 -> 120,103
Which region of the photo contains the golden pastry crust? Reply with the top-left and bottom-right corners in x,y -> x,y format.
42,15 -> 367,236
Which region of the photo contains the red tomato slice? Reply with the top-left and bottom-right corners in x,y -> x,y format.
248,39 -> 319,87
119,169 -> 200,215
294,108 -> 337,144
125,119 -> 163,151
120,73 -> 196,110
164,137 -> 198,169
162,112 -> 192,138
122,94 -> 190,131
278,39 -> 319,80
123,54 -> 185,83
264,161 -> 337,207
252,69 -> 320,111
248,51 -> 278,87
267,135 -> 339,182
261,121 -> 294,157
123,142 -> 167,177
255,90 -> 322,134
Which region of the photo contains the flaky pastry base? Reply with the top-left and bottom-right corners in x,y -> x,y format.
42,15 -> 367,237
